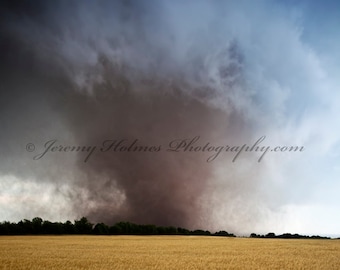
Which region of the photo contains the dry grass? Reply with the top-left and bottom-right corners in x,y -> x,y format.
0,236 -> 340,269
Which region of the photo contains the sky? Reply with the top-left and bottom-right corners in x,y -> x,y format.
0,0 -> 340,236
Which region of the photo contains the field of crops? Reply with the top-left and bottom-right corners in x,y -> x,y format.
1,236 -> 340,269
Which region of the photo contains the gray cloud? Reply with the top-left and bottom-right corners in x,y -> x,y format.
2,0 -> 337,234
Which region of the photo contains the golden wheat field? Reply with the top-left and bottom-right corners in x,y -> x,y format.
0,236 -> 340,270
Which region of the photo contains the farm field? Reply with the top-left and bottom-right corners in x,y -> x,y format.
0,236 -> 340,269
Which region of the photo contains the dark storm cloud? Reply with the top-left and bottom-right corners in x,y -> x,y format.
1,0 -> 309,233
0,0 -> 255,228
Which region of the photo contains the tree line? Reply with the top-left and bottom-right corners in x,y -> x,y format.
0,217 -> 331,239
0,217 -> 235,236
250,232 -> 330,239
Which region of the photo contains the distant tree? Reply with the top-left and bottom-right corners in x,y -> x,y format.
55,222 -> 65,234
156,226 -> 166,235
74,217 -> 93,234
214,231 -> 235,237
279,233 -> 293,239
147,225 -> 158,235
177,227 -> 190,235
18,219 -> 33,234
32,217 -> 43,234
41,221 -> 64,234
108,225 -> 120,234
265,232 -> 276,238
310,235 -> 330,239
0,221 -> 12,235
63,220 -> 75,234
138,224 -> 157,235
166,226 -> 178,235
41,221 -> 52,234
157,226 -> 177,235
192,230 -> 211,236
93,223 -> 109,235
114,222 -> 133,234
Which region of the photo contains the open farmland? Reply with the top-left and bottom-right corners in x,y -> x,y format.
0,236 -> 340,269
